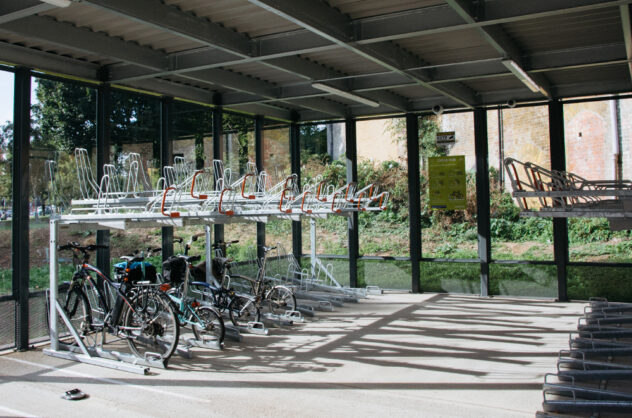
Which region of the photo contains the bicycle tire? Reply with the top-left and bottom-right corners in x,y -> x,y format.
191,306 -> 225,345
228,295 -> 260,327
124,289 -> 180,363
265,285 -> 297,317
48,283 -> 96,347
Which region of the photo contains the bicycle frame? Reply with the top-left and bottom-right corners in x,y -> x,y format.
73,261 -> 137,328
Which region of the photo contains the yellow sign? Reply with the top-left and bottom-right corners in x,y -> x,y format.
428,156 -> 466,210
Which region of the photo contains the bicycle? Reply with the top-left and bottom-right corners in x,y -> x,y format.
188,240 -> 262,328
223,245 -> 297,321
161,237 -> 225,347
53,242 -> 180,364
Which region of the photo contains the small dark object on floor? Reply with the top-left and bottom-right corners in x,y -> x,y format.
62,388 -> 87,401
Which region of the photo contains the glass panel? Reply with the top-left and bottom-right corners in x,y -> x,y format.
564,99 -> 632,262
109,90 -> 161,272
300,123 -> 347,256
420,262 -> 480,293
263,121 -> 292,253
489,264 -> 557,297
171,100 -> 212,169
30,77 -> 97,295
0,69 -> 14,349
488,105 -> 554,261
421,113 -> 478,259
223,113 -> 255,257
568,266 -> 632,302
358,118 -> 409,257
359,259 -> 411,289
0,70 -> 13,297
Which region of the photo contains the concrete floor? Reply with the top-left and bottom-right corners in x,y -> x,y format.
0,293 -> 585,417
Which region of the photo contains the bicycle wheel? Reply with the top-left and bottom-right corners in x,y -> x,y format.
48,283 -> 97,348
265,285 -> 296,317
124,289 -> 179,363
191,306 -> 225,345
228,295 -> 260,327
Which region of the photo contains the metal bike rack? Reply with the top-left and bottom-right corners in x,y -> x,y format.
44,149 -> 387,373
504,157 -> 632,228
538,298 -> 632,416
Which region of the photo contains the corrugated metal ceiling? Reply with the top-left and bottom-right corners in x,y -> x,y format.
0,0 -> 628,121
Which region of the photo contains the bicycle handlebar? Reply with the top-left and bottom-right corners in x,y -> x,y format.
211,239 -> 239,249
59,242 -> 109,252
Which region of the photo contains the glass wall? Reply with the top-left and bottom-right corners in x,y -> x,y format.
420,113 -> 477,259
29,76 -> 97,341
418,112 -> 478,293
262,120 -> 292,254
108,90 -> 161,266
222,113 -> 256,260
300,122 -> 348,256
355,118 -> 411,289
564,99 -> 632,264
168,100 -> 213,260
0,69 -> 14,349
487,105 -> 556,297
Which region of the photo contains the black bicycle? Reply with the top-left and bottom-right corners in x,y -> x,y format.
54,242 -> 180,363
187,240 -> 262,328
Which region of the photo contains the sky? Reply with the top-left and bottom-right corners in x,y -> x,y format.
0,70 -> 39,126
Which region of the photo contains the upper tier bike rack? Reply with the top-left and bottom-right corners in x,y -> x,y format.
504,157 -> 632,228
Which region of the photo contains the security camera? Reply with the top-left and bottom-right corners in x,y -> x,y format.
432,104 -> 444,115
506,99 -> 516,108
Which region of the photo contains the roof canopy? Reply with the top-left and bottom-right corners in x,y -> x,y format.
1,0 -> 631,121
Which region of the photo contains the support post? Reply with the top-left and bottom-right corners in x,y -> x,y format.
406,113 -> 422,293
96,84 -> 111,275
290,121 -> 302,262
49,219 -> 59,351
161,96 -> 174,260
549,100 -> 569,302
213,104 -> 224,245
310,218 -> 317,277
345,118 -> 359,288
13,67 -> 30,351
474,107 -> 491,297
255,115 -> 265,261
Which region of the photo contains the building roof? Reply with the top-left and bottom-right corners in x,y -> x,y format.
1,0 -> 630,121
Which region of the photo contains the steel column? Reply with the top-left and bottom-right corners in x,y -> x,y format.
549,100 -> 569,301
160,96 -> 174,260
290,121 -> 302,262
255,115 -> 265,260
213,104 -> 224,245
474,107 -> 491,297
406,113 -> 422,293
345,118 -> 359,288
96,84 -> 111,275
12,67 -> 30,351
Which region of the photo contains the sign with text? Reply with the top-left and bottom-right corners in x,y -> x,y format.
436,131 -> 456,145
428,155 -> 466,210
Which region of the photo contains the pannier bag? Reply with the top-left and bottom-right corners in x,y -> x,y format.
162,256 -> 187,284
113,261 -> 157,283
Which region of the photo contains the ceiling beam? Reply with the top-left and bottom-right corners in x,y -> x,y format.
81,0 -> 364,115
621,4 -> 632,82
0,15 -> 168,70
220,43 -> 626,108
445,0 -> 551,99
83,0 -> 252,57
0,14 -> 336,115
0,41 -> 99,79
247,0 -> 477,108
106,0 -> 632,84
0,0 -> 55,24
